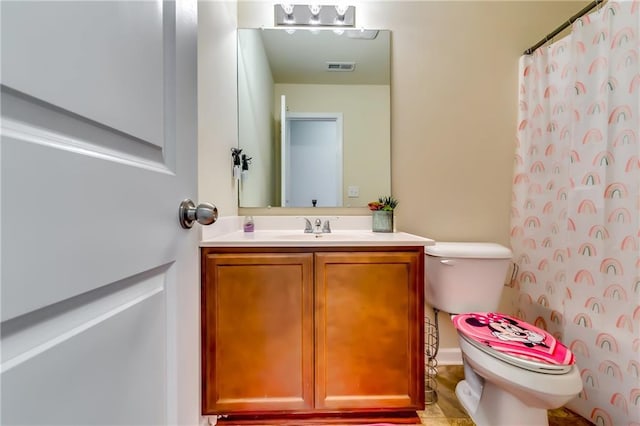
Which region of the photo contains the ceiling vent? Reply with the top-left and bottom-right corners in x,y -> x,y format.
326,61 -> 356,72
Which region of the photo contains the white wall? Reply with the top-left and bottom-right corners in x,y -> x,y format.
198,1 -> 238,218
237,30 -> 276,207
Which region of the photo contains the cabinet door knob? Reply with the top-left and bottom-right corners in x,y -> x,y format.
179,199 -> 218,229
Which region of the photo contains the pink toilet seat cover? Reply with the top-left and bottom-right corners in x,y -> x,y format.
452,312 -> 575,366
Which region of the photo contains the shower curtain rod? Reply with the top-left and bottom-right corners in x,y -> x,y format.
523,0 -> 604,55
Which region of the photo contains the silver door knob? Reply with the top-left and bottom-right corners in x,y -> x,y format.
179,199 -> 218,229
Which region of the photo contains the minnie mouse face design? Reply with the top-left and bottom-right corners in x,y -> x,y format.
465,313 -> 549,348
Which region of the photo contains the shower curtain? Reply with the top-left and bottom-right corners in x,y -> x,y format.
511,2 -> 639,425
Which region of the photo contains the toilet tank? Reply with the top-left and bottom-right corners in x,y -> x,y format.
425,242 -> 513,314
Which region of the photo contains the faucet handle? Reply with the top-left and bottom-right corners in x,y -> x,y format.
303,218 -> 313,233
322,220 -> 331,233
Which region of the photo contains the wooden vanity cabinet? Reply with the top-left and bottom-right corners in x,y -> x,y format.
201,251 -> 315,413
314,252 -> 423,411
201,247 -> 424,419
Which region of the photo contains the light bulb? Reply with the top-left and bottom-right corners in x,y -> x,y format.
308,4 -> 321,25
334,5 -> 349,25
281,3 -> 295,24
335,5 -> 348,16
308,4 -> 321,15
281,3 -> 294,15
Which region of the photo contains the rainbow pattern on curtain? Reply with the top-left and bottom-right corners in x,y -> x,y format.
511,2 -> 639,425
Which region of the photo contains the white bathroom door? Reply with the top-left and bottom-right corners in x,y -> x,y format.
1,2 -> 201,425
285,113 -> 343,207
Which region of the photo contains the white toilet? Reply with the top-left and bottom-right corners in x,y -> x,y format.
424,242 -> 582,426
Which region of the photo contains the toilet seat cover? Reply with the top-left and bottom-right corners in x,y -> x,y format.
452,312 -> 575,368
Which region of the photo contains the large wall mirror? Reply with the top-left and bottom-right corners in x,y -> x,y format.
237,28 -> 391,208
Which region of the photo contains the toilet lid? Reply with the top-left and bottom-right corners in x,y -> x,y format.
452,312 -> 575,374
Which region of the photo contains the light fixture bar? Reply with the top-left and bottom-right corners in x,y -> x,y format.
275,4 -> 355,27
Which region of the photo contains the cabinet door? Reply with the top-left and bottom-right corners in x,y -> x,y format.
315,251 -> 424,410
202,252 -> 314,414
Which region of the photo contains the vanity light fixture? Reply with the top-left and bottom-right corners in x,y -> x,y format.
275,4 -> 355,27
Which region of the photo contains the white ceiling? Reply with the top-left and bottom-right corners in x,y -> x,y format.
257,29 -> 390,85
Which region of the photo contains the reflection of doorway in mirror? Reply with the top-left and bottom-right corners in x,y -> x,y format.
283,113 -> 343,207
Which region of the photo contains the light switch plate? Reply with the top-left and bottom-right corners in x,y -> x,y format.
347,186 -> 359,198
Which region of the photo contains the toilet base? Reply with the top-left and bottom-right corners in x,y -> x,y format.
455,379 -> 549,426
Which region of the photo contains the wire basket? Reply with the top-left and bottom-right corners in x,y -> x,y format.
424,316 -> 438,405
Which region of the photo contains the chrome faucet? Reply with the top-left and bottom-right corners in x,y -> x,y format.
303,218 -> 331,233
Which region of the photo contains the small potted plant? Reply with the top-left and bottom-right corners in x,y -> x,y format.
368,195 -> 398,232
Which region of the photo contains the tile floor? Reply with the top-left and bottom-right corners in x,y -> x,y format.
416,365 -> 592,425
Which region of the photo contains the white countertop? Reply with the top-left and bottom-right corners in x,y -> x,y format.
200,216 -> 435,248
201,229 -> 434,247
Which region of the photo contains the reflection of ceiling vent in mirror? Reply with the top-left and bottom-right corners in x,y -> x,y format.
326,61 -> 356,72
345,29 -> 379,40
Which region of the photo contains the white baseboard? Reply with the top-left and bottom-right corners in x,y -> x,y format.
435,348 -> 463,365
